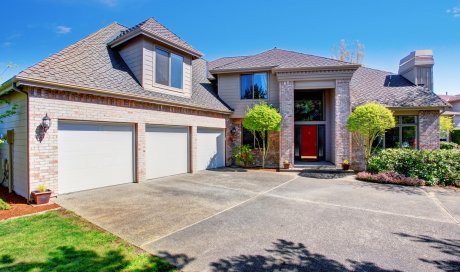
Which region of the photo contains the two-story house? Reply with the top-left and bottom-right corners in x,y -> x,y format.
0,18 -> 448,199
439,94 -> 460,128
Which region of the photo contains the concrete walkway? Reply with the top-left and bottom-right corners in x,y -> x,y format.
55,169 -> 460,272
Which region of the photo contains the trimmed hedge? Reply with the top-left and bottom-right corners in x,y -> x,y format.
368,148 -> 460,186
452,129 -> 460,145
356,171 -> 425,186
440,142 -> 458,150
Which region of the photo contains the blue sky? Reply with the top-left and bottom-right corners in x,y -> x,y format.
1,0 -> 460,95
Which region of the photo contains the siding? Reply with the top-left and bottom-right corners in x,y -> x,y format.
217,72 -> 280,118
452,101 -> 460,128
0,92 -> 28,198
119,38 -> 143,83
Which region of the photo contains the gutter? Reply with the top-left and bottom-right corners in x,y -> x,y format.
16,76 -> 233,115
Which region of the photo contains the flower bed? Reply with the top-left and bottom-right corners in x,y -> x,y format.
356,171 -> 425,186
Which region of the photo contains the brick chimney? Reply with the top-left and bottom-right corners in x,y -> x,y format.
398,50 -> 434,91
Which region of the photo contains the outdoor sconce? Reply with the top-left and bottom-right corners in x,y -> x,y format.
230,127 -> 237,135
41,113 -> 51,132
36,113 -> 51,143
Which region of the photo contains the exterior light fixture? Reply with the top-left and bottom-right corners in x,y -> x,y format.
230,127 -> 237,135
41,113 -> 51,132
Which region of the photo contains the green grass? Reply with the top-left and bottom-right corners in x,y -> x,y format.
0,198 -> 10,210
0,209 -> 176,272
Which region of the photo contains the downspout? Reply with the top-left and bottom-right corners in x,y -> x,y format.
12,82 -> 30,202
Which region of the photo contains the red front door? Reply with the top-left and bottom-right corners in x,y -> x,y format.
301,125 -> 317,160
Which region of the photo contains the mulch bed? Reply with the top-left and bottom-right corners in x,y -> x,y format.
0,187 -> 59,220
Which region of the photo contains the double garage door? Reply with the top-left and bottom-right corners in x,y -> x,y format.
58,122 -> 225,194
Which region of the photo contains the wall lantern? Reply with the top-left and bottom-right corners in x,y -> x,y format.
230,127 -> 237,135
41,113 -> 51,132
36,113 -> 52,143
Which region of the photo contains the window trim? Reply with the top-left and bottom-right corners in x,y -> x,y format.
382,115 -> 419,149
239,72 -> 269,100
155,46 -> 184,90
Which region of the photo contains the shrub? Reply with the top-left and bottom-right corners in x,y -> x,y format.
452,129 -> 460,145
440,142 -> 458,150
233,144 -> 255,167
0,198 -> 10,210
356,171 -> 425,186
368,148 -> 460,186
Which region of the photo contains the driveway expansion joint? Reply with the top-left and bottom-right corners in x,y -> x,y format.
420,188 -> 459,225
139,175 -> 300,248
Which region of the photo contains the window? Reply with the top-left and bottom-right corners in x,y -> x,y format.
294,91 -> 324,121
384,116 -> 418,149
240,73 -> 268,99
242,127 -> 267,149
155,48 -> 183,89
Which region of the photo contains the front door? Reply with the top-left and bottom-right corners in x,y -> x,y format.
301,125 -> 317,160
295,125 -> 325,161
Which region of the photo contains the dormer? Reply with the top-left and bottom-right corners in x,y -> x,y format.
108,18 -> 203,98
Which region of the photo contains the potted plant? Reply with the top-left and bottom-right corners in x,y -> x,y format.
283,159 -> 290,169
31,184 -> 52,205
342,159 -> 350,170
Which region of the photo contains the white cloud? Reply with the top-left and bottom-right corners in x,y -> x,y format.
447,5 -> 460,17
99,0 -> 117,7
56,25 -> 72,34
2,42 -> 12,47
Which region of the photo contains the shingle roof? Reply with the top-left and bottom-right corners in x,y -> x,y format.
351,67 -> 449,108
208,56 -> 249,70
16,23 -> 230,113
439,94 -> 460,103
209,48 -> 355,72
109,18 -> 202,57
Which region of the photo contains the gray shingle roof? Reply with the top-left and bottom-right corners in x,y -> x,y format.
109,18 -> 202,57
209,48 -> 355,72
208,56 -> 249,70
351,67 -> 449,108
17,23 -> 230,113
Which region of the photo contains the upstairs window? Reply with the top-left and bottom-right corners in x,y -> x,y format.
156,48 -> 183,89
240,73 -> 268,99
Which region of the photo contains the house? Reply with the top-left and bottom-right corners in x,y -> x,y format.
439,94 -> 460,128
0,18 -> 449,199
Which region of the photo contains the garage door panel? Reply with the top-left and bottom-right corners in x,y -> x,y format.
58,122 -> 134,194
197,128 -> 225,171
146,126 -> 189,179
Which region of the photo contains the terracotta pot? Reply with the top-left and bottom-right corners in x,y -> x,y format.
283,163 -> 290,169
342,164 -> 350,170
32,190 -> 52,205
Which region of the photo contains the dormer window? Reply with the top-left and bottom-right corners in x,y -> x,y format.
156,48 -> 183,89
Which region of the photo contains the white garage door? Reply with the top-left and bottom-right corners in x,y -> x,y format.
146,126 -> 189,179
197,127 -> 225,170
58,122 -> 134,194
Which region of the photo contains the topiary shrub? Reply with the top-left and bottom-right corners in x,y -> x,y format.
440,142 -> 458,150
368,148 -> 460,186
0,198 -> 10,210
452,129 -> 460,145
356,171 -> 425,186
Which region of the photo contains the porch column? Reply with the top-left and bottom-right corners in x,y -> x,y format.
190,125 -> 198,173
135,123 -> 146,183
279,80 -> 295,167
419,110 -> 440,149
335,79 -> 352,166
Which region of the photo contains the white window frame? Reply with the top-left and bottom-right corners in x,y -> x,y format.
240,72 -> 269,100
155,47 -> 183,89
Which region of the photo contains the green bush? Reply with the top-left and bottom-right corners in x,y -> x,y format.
233,144 -> 255,167
368,148 -> 460,186
440,142 -> 458,150
0,198 -> 10,210
452,129 -> 460,145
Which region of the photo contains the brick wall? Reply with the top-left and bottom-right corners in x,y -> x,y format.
419,110 -> 440,149
279,81 -> 294,167
26,87 -> 228,196
335,80 -> 352,166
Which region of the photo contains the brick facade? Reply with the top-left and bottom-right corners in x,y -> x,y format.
335,80 -> 352,165
278,81 -> 295,167
26,87 -> 227,196
419,110 -> 441,150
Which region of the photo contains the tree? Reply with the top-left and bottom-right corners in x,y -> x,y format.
440,116 -> 454,140
242,103 -> 282,168
0,63 -> 19,144
332,39 -> 365,64
347,103 -> 395,167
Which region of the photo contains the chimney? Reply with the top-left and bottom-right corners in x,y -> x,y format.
398,50 -> 434,91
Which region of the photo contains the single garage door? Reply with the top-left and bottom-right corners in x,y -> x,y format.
58,122 -> 134,194
146,126 -> 189,179
197,127 -> 225,170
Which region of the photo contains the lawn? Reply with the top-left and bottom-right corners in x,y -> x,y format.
0,209 -> 175,272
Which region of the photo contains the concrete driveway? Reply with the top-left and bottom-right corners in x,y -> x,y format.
55,169 -> 460,272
